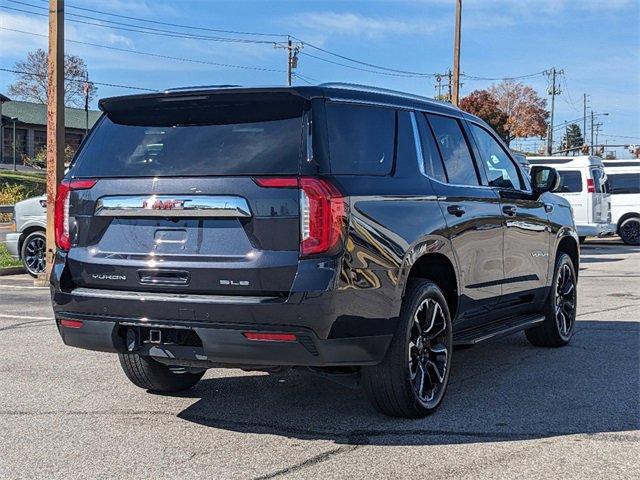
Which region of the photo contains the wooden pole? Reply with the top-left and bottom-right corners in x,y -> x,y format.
451,0 -> 462,106
41,0 -> 64,285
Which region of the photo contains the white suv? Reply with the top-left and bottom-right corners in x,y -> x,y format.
604,159 -> 640,245
528,155 -> 613,242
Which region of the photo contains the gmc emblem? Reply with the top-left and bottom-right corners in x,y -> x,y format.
143,198 -> 185,210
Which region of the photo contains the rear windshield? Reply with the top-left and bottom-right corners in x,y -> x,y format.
71,99 -> 304,177
557,170 -> 583,192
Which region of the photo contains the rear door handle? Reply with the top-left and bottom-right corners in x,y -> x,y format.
502,205 -> 517,216
447,205 -> 465,217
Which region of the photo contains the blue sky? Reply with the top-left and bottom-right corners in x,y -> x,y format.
1,0 -> 638,154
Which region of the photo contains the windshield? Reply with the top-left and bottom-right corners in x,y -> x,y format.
71,100 -> 304,177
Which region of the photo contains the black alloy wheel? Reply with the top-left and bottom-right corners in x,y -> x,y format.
619,217 -> 640,246
554,262 -> 576,338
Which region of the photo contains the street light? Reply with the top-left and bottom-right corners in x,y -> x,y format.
9,117 -> 18,171
590,112 -> 609,155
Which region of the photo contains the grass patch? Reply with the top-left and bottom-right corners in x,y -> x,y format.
0,243 -> 21,268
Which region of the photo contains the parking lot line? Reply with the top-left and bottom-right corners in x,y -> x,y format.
0,314 -> 53,321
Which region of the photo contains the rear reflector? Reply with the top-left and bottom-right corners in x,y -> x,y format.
60,319 -> 84,329
587,178 -> 595,193
243,332 -> 297,342
253,177 -> 298,188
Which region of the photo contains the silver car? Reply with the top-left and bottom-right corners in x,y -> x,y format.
5,196 -> 47,277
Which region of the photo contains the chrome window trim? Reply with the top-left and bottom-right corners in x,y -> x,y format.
409,111 -> 427,177
94,195 -> 252,218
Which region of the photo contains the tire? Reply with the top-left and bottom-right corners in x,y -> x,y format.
525,252 -> 577,347
118,353 -> 205,393
618,217 -> 640,245
362,279 -> 453,418
578,236 -> 586,244
20,231 -> 46,277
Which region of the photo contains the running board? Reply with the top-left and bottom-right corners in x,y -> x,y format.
453,314 -> 545,347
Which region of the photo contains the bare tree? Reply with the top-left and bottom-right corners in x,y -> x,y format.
8,49 -> 97,107
488,80 -> 548,146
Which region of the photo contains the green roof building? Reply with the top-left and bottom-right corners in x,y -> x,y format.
0,96 -> 101,165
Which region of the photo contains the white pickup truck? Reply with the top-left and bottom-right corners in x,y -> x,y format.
5,195 -> 47,277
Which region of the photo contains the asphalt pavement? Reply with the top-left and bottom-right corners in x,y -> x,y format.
0,240 -> 638,479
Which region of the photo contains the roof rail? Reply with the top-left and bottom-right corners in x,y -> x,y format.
319,82 -> 456,109
163,85 -> 242,93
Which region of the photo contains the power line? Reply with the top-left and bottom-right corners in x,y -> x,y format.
291,36 -> 435,77
1,3 -> 277,45
0,27 -> 288,74
0,67 -> 157,91
460,71 -> 546,81
299,51 -> 432,78
36,0 -> 287,38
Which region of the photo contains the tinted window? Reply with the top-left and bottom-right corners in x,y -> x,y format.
73,103 -> 303,177
469,124 -> 522,190
557,170 -> 583,192
326,103 -> 395,175
415,113 -> 447,182
427,114 -> 479,186
609,173 -> 640,194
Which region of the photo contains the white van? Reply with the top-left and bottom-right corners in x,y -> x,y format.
527,156 -> 613,242
603,159 -> 640,245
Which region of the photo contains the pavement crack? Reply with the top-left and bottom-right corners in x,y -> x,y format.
0,319 -> 53,332
577,303 -> 639,318
252,445 -> 360,480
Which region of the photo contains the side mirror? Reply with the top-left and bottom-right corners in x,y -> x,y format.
530,165 -> 560,195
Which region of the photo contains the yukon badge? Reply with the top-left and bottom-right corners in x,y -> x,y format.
92,274 -> 127,281
531,251 -> 549,258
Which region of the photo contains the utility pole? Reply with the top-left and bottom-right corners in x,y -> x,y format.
582,93 -> 589,148
590,110 -> 594,156
276,36 -> 301,86
545,67 -> 563,155
451,0 -> 462,106
83,73 -> 89,136
42,0 -> 65,284
435,74 -> 443,99
447,69 -> 453,103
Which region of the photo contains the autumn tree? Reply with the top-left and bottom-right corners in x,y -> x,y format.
460,90 -> 509,142
488,80 -> 548,146
560,123 -> 584,154
8,49 -> 97,108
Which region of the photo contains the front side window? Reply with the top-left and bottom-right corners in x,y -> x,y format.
556,170 -> 583,192
609,173 -> 640,194
427,114 -> 479,186
469,124 -> 522,190
326,103 -> 395,175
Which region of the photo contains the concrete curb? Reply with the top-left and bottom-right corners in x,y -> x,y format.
0,266 -> 25,276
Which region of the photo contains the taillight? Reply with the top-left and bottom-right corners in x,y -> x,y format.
54,179 -> 96,250
587,178 -> 595,193
253,177 -> 345,257
243,332 -> 297,342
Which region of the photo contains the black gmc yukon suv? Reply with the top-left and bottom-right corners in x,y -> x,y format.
51,84 -> 578,418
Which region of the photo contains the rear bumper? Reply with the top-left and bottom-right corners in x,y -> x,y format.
575,223 -> 615,238
51,251 -> 400,367
5,233 -> 20,258
56,316 -> 392,367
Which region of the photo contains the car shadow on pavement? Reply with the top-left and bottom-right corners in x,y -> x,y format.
176,320 -> 640,446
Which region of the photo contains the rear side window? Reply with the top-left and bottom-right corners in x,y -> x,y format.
326,103 -> 395,175
557,170 -> 583,192
72,100 -> 304,177
415,113 -> 447,183
469,123 -> 522,190
609,173 -> 640,194
427,114 -> 479,186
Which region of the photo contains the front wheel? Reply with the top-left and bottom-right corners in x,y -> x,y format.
618,217 -> 640,245
526,252 -> 577,347
362,280 -> 453,418
118,353 -> 205,392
